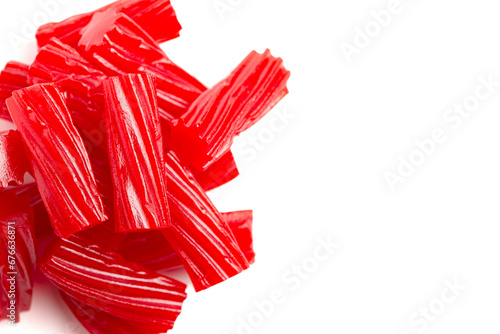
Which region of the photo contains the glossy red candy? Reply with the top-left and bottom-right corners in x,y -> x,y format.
0,130 -> 31,190
28,38 -> 105,85
78,10 -> 206,121
28,40 -> 116,228
103,74 -> 170,232
118,210 -> 255,271
118,230 -> 179,271
0,61 -> 29,122
36,0 -> 182,48
76,220 -> 126,252
169,49 -> 290,170
0,0 -> 292,329
162,151 -> 249,291
87,147 -> 115,216
72,152 -> 126,250
221,210 -> 255,264
0,190 -> 36,323
192,150 -> 240,191
60,292 -> 163,334
39,236 -> 187,332
28,38 -> 108,153
6,83 -> 107,239
4,183 -> 53,237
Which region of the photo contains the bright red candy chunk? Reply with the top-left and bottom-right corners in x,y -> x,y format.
40,235 -> 187,332
222,210 -> 255,264
0,0 -> 292,330
162,151 -> 249,291
118,210 -> 256,271
103,74 -> 170,232
6,83 -> 107,238
0,130 -> 31,190
169,49 -> 290,170
0,61 -> 29,122
78,10 -> 206,121
60,291 -> 166,334
0,190 -> 36,323
3,183 -> 53,237
192,150 -> 240,191
28,38 -> 108,153
36,0 -> 182,48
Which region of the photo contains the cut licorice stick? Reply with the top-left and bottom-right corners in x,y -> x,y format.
78,10 -> 206,120
87,147 -> 115,216
162,151 -> 249,291
28,38 -> 105,85
39,235 -> 187,332
36,0 -> 182,48
0,130 -> 31,190
118,230 -> 182,271
28,38 -> 108,153
118,210 -> 255,271
221,210 -> 255,264
1,183 -> 53,237
60,291 -> 162,334
169,49 -> 290,170
192,150 -> 240,191
0,61 -> 29,122
6,83 -> 107,239
103,74 -> 170,232
0,190 -> 36,322
0,0 -> 292,330
76,220 -> 127,253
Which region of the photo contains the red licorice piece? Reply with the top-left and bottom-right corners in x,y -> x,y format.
118,230 -> 179,271
28,38 -> 105,85
76,152 -> 126,251
0,1 -> 291,328
0,190 -> 36,323
28,39 -> 114,227
0,61 -> 29,122
0,130 -> 31,190
60,292 -> 163,334
6,83 -> 107,239
1,183 -> 53,237
31,39 -> 113,219
36,0 -> 182,48
78,10 -> 206,120
162,152 -> 249,291
86,146 -> 121,247
222,210 -> 255,264
192,150 -> 239,191
28,38 -> 108,153
103,74 -> 170,232
169,49 -> 290,170
76,220 -> 126,252
39,236 -> 187,332
88,148 -> 115,216
118,210 -> 255,271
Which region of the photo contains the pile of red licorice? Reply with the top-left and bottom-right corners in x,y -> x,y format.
0,0 -> 289,332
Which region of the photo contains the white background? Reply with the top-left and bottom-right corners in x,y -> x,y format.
2,0 -> 500,333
